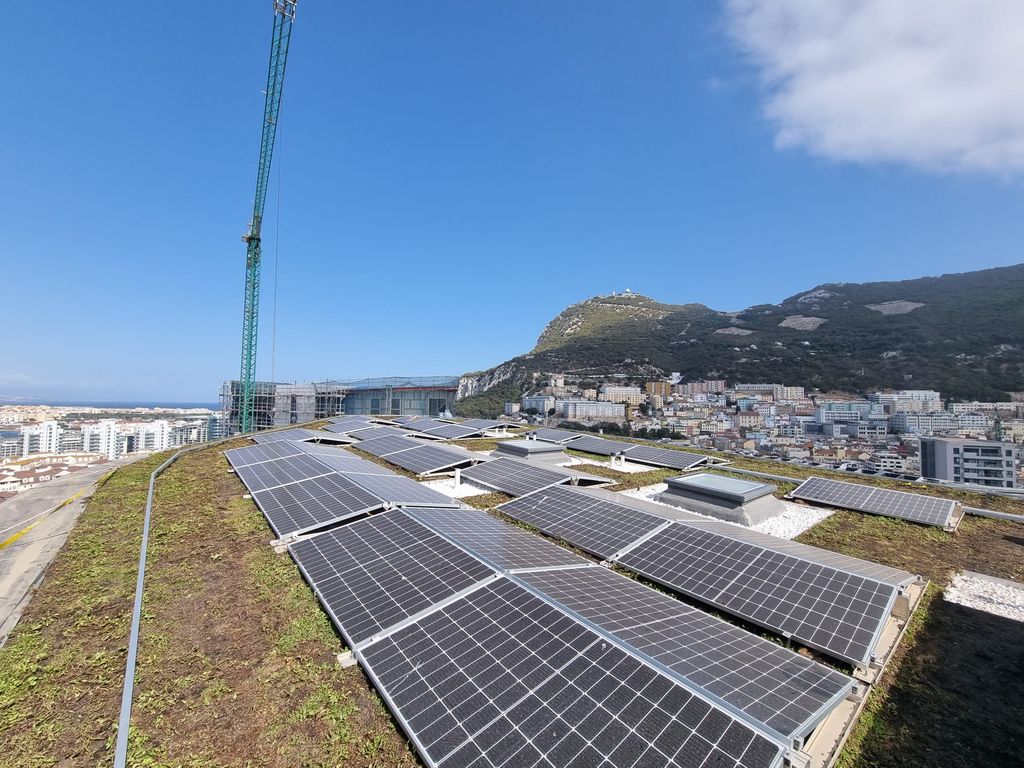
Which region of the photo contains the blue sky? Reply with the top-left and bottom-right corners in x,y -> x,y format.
5,1 -> 1023,401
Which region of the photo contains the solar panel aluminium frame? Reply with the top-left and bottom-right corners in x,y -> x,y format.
789,476 -> 961,530
459,457 -> 573,497
614,522 -> 914,669
384,444 -> 480,476
288,511 -> 499,649
623,444 -> 709,470
510,566 -> 856,743
530,427 -> 584,443
353,577 -> 788,768
250,473 -> 388,538
564,435 -> 636,455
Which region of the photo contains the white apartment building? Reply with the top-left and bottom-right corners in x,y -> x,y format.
956,413 -> 993,434
889,412 -> 959,434
83,420 -> 123,460
598,386 -> 645,405
733,383 -> 806,401
868,452 -> 908,473
948,401 -> 1023,416
558,400 -> 626,420
21,421 -> 64,455
521,395 -> 556,414
871,390 -> 943,413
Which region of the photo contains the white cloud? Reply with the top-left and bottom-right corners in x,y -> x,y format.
724,0 -> 1024,176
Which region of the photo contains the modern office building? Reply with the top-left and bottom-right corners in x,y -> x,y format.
220,377 -> 459,434
920,437 -> 1018,488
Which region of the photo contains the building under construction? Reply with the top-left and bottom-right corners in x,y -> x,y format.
219,376 -> 460,434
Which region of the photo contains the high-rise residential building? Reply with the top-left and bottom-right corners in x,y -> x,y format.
680,380 -> 727,396
21,421 -> 63,455
645,381 -> 672,398
522,395 -> 555,414
920,437 -> 1018,488
83,420 -> 122,460
557,400 -> 626,420
889,412 -> 959,434
598,386 -> 644,405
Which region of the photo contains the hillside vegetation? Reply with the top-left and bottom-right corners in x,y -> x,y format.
457,264 -> 1024,415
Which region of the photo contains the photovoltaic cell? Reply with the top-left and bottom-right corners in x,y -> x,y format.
790,476 -> 960,529
324,420 -> 378,435
420,423 -> 482,440
498,484 -> 667,559
252,428 -> 328,444
459,457 -> 570,497
565,435 -> 636,455
233,453 -> 334,493
516,566 -> 855,740
623,445 -> 708,470
405,507 -> 591,571
618,523 -> 902,667
346,473 -> 460,508
289,512 -> 496,646
352,435 -> 422,457
530,428 -> 583,443
459,418 -> 507,430
351,426 -> 411,441
384,444 -> 478,475
306,452 -> 393,476
251,473 -> 386,537
225,441 -> 306,468
360,578 -> 785,768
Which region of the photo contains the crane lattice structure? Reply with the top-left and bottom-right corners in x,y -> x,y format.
239,0 -> 297,433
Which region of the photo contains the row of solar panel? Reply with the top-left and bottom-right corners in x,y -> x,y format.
224,440 -> 460,537
532,430 -> 711,471
497,483 -> 918,669
790,476 -> 962,530
288,504 -> 860,767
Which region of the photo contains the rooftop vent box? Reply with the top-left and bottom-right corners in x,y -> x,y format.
657,473 -> 786,526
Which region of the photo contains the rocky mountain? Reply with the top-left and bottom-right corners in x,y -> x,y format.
456,264 -> 1024,417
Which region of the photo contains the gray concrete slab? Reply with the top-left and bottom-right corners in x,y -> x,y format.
0,455 -> 142,644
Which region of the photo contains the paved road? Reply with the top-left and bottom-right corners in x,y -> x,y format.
0,456 -> 142,643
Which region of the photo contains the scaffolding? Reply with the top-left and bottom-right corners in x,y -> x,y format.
219,376 -> 460,434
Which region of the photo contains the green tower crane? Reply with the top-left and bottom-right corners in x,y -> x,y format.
239,0 -> 298,433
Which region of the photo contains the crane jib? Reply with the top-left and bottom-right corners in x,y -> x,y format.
238,1 -> 298,434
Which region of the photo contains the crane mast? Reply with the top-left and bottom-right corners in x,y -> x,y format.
239,0 -> 297,433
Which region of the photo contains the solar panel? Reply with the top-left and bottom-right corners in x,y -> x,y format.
459,418 -> 506,430
346,473 -> 460,508
403,419 -> 446,433
350,426 -> 411,441
530,428 -> 583,443
324,421 -> 379,435
516,566 -> 855,740
328,415 -> 374,426
307,452 -> 393,476
617,522 -> 906,667
459,457 -> 570,497
406,507 -> 592,571
251,428 -> 325,444
225,441 -> 306,468
384,444 -> 477,475
290,512 -> 496,646
391,415 -> 421,424
623,445 -> 708,470
790,476 -> 961,529
565,435 -> 635,455
498,484 -> 668,559
234,454 -> 335,493
419,423 -> 481,440
251,473 -> 386,537
351,435 -> 421,457
359,578 -> 785,768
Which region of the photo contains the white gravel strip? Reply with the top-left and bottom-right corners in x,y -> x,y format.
944,573 -> 1024,623
419,477 -> 484,499
619,484 -> 832,540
